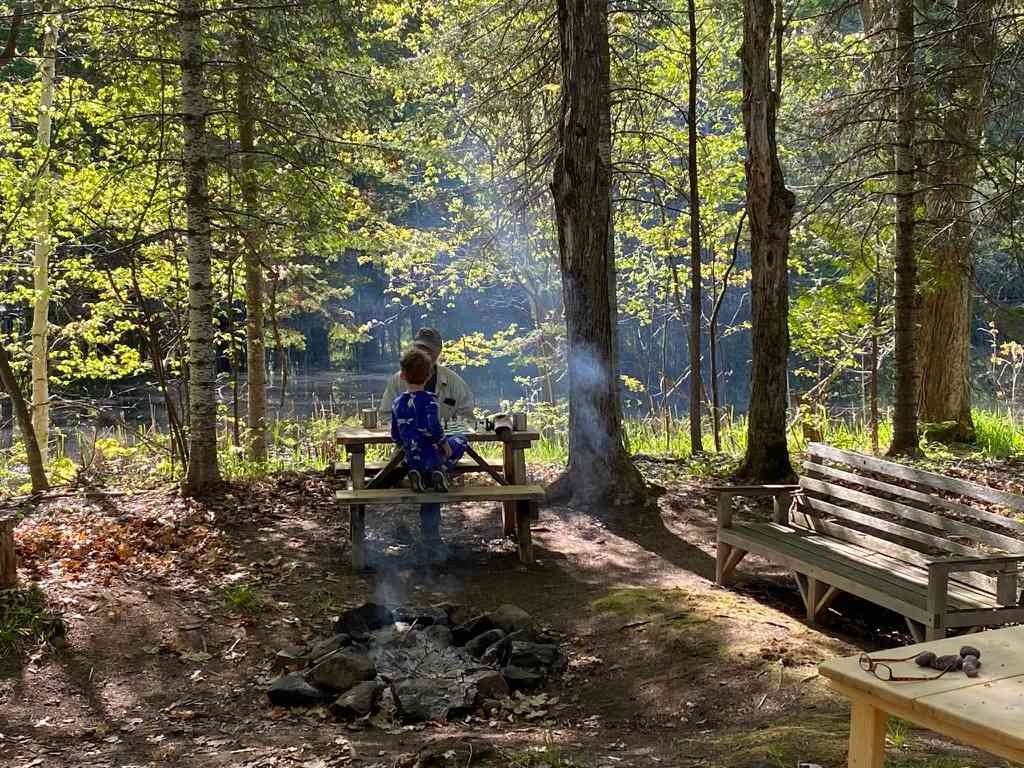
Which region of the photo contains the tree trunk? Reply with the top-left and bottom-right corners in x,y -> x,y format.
0,345 -> 49,493
888,0 -> 920,456
738,0 -> 795,482
180,0 -> 221,494
917,0 -> 994,443
711,210 -> 744,453
236,29 -> 267,463
31,10 -> 57,464
0,515 -> 15,588
549,0 -> 646,507
687,0 -> 703,454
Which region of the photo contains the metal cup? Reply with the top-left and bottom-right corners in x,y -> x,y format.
512,412 -> 527,431
361,409 -> 379,429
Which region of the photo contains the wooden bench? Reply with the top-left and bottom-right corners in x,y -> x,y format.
715,443 -> 1024,642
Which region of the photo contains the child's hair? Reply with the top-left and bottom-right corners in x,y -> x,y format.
400,347 -> 433,386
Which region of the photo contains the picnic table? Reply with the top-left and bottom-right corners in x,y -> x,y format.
335,422 -> 544,570
820,626 -> 1024,767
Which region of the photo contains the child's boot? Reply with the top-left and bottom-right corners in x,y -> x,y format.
431,470 -> 450,492
408,469 -> 426,493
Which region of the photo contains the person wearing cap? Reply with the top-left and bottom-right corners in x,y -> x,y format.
378,328 -> 476,553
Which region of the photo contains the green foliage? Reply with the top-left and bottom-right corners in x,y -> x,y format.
0,584 -> 66,655
221,583 -> 265,614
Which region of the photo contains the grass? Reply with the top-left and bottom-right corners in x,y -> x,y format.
888,717 -> 914,749
590,587 -> 704,628
0,405 -> 1022,496
504,735 -> 586,768
675,714 -> 996,768
221,582 -> 265,614
0,583 -> 65,655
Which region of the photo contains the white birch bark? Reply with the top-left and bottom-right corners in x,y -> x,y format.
32,9 -> 57,463
180,0 -> 221,493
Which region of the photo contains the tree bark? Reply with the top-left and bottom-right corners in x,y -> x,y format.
737,0 -> 795,482
236,28 -> 267,463
549,0 -> 646,507
687,0 -> 703,454
888,0 -> 920,456
31,9 -> 57,464
0,2 -> 24,68
917,0 -> 994,443
0,515 -> 15,588
180,0 -> 221,494
0,345 -> 49,493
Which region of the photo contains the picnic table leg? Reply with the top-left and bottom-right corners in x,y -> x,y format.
516,501 -> 536,564
847,699 -> 888,768
502,442 -> 517,536
349,446 -> 367,571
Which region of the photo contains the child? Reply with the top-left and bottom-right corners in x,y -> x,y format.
391,347 -> 468,492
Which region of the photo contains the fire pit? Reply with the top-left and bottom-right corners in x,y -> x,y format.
268,602 -> 565,722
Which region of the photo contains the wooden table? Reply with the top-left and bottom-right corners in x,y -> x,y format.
336,426 -> 541,569
819,626 -> 1024,767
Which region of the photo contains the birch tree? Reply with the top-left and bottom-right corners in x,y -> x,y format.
180,0 -> 221,493
32,6 -> 58,463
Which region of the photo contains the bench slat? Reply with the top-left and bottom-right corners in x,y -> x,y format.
334,459 -> 503,476
785,527 -> 997,608
791,510 -> 997,594
800,476 -> 1023,554
801,495 -> 982,558
720,524 -> 933,621
803,462 -> 1024,551
725,523 -> 995,615
808,443 -> 1024,518
336,484 -> 545,505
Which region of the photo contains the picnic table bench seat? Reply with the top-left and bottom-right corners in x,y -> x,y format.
715,443 -> 1024,642
332,457 -> 503,478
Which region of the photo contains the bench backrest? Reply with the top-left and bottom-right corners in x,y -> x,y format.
794,443 -> 1024,595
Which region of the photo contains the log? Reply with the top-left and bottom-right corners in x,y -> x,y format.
1,515 -> 16,588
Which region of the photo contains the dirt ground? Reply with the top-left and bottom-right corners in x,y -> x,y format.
0,461 -> 1011,768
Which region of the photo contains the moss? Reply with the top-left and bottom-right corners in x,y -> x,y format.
674,714 -> 995,768
675,715 -> 849,768
590,587 -> 706,627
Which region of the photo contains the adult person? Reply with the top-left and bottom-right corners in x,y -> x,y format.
379,328 -> 475,555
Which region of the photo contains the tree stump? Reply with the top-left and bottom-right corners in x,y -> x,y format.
1,515 -> 16,588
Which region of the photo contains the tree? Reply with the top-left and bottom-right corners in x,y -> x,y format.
687,0 -> 703,454
888,0 -> 920,456
180,0 -> 221,494
549,0 -> 646,506
0,345 -> 48,493
737,0 -> 795,481
32,6 -> 58,463
235,25 -> 267,463
917,0 -> 995,442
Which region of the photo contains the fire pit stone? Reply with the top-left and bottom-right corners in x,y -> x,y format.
465,628 -> 506,659
331,679 -> 386,719
267,601 -> 564,723
306,651 -> 376,693
268,671 -> 335,707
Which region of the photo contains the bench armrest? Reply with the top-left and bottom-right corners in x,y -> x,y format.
927,554 -> 1024,575
928,555 -> 1024,612
715,485 -> 801,528
710,485 -> 801,497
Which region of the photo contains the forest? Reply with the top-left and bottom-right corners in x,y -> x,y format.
0,0 -> 1022,495
4,0 -> 1024,766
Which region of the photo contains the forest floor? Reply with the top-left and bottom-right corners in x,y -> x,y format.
3,457 -> 1020,768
